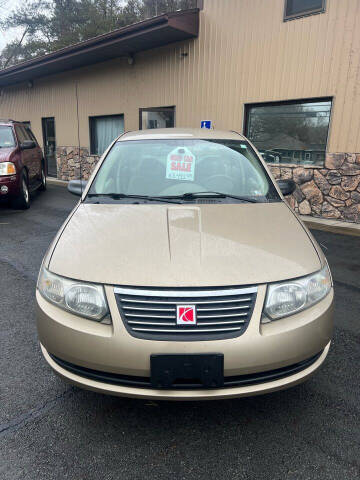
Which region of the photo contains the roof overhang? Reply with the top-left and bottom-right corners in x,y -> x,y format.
0,9 -> 199,88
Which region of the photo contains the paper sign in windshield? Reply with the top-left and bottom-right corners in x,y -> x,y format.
166,147 -> 195,181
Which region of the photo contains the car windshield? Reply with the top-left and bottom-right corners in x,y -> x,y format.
0,126 -> 16,148
88,139 -> 279,202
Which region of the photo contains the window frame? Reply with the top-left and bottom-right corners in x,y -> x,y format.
139,106 -> 176,130
89,113 -> 125,156
243,96 -> 333,167
284,0 -> 326,22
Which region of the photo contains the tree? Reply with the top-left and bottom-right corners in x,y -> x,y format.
142,0 -> 195,17
0,0 -> 197,68
0,0 -> 51,68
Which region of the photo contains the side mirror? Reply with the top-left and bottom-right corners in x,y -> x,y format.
21,140 -> 36,150
68,180 -> 87,196
277,179 -> 296,196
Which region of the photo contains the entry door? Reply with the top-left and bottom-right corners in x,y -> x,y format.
42,117 -> 56,177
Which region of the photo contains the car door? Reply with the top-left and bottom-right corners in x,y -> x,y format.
25,126 -> 43,181
15,125 -> 37,185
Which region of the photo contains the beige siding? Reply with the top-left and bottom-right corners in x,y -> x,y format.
1,0 -> 360,153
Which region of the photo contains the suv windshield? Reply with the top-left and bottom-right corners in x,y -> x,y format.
88,139 -> 279,202
0,126 -> 16,148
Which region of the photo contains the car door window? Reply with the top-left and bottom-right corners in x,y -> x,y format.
15,126 -> 27,144
21,126 -> 32,142
26,128 -> 37,144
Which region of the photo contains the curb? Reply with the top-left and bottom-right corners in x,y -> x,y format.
47,177 -> 68,187
301,216 -> 360,237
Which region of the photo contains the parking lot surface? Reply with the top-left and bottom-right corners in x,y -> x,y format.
1,185 -> 359,480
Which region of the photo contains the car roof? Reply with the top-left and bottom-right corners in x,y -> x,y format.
119,128 -> 247,142
0,119 -> 25,126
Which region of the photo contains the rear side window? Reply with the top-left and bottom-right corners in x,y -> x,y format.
0,126 -> 16,148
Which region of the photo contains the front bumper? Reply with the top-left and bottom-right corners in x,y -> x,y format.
36,285 -> 334,400
41,342 -> 330,400
0,175 -> 20,197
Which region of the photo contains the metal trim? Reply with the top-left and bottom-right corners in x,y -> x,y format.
120,297 -> 253,304
132,326 -> 242,333
197,313 -> 247,319
114,286 -> 258,297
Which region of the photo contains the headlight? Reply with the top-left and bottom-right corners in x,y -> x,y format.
37,267 -> 109,322
264,265 -> 332,321
0,162 -> 16,176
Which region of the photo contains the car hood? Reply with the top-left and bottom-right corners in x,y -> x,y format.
49,202 -> 321,287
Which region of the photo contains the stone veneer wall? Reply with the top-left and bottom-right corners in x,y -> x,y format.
56,148 -> 360,223
269,153 -> 360,223
56,147 -> 99,181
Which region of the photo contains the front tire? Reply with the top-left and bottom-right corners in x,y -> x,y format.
12,171 -> 30,210
38,163 -> 47,191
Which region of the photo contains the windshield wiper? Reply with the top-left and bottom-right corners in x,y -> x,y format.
161,191 -> 262,203
86,193 -> 182,204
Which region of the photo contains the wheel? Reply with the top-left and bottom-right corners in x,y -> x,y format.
12,171 -> 30,210
38,163 -> 47,191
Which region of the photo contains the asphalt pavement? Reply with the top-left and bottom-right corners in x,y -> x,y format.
0,184 -> 359,480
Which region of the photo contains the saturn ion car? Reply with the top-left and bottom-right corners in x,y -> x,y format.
36,128 -> 333,400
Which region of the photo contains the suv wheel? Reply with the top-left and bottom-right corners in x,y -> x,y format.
12,171 -> 30,210
38,163 -> 47,191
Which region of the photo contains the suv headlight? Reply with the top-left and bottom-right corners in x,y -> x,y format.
264,265 -> 332,321
37,267 -> 110,322
0,162 -> 16,176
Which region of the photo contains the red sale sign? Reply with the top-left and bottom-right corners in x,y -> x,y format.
166,147 -> 195,181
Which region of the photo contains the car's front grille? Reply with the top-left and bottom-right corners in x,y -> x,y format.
114,286 -> 257,341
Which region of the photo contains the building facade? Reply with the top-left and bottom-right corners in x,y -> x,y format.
1,0 -> 360,223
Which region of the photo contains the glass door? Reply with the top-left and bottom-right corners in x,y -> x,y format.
42,117 -> 56,177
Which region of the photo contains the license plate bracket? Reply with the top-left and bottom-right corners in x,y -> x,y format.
150,354 -> 224,389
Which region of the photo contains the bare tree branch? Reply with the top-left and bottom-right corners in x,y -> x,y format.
3,27 -> 28,68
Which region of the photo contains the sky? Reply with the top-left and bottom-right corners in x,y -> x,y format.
0,0 -> 130,51
0,0 -> 23,50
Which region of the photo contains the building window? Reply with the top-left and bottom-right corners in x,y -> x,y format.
90,114 -> 124,155
284,0 -> 326,21
244,98 -> 332,166
140,107 -> 175,130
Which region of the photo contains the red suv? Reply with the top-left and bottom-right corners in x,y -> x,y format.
0,119 -> 46,209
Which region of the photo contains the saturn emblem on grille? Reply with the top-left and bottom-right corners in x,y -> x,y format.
177,305 -> 197,326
